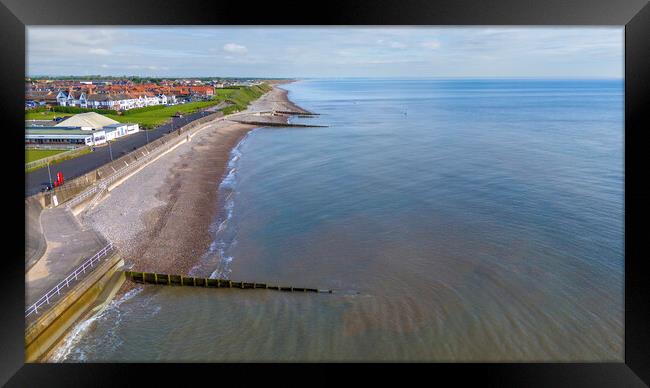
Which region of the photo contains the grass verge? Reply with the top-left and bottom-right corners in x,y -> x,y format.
26,147 -> 92,173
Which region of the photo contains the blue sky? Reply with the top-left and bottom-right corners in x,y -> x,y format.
27,27 -> 623,78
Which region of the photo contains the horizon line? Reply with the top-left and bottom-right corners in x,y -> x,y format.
26,75 -> 624,80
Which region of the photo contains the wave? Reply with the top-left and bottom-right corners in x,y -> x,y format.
50,286 -> 145,362
190,128 -> 259,279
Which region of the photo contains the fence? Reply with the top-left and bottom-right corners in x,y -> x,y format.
25,242 -> 115,318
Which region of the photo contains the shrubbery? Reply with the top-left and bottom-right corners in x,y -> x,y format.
51,106 -> 118,115
221,105 -> 240,115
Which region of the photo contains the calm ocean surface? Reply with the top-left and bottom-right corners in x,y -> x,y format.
55,78 -> 624,361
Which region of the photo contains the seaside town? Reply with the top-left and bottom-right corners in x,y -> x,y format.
25,77 -> 262,109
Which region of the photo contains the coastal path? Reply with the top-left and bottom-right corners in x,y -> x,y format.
25,204 -> 111,319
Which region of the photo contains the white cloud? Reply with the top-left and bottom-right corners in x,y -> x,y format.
89,48 -> 111,55
223,43 -> 248,54
26,27 -> 623,78
376,39 -> 407,49
421,41 -> 440,49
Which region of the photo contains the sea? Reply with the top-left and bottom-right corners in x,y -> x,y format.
52,78 -> 624,362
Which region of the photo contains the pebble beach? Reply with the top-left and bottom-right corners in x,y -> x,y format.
84,85 -> 307,278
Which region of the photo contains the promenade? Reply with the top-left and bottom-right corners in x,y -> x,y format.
25,206 -> 107,309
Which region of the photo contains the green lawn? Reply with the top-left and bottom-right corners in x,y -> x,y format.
25,148 -> 66,163
104,84 -> 272,129
25,111 -> 69,121
103,100 -> 225,129
26,147 -> 92,172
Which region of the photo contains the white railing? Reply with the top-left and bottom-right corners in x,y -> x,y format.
65,183 -> 101,209
85,184 -> 107,211
25,242 -> 115,318
65,151 -> 149,210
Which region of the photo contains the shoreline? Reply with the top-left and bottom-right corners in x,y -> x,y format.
83,84 -> 307,292
46,119 -> 256,361
47,83 -> 309,360
128,84 -> 309,276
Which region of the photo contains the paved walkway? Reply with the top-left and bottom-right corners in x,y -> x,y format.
25,206 -> 107,307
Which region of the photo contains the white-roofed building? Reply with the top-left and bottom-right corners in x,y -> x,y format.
55,112 -> 120,130
27,112 -> 141,146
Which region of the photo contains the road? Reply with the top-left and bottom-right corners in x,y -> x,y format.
25,110 -> 216,197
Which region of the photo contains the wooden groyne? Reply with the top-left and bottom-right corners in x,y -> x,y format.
124,271 -> 333,293
230,119 -> 328,128
276,110 -> 320,116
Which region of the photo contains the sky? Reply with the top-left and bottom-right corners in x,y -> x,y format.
27,27 -> 623,78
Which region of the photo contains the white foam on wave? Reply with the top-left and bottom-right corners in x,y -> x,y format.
50,286 -> 145,362
192,129 -> 260,278
221,167 -> 237,188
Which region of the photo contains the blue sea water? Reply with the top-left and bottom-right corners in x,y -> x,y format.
58,78 -> 624,361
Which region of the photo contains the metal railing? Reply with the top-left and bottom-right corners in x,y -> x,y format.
65,183 -> 101,209
65,151 -> 149,209
25,242 -> 115,318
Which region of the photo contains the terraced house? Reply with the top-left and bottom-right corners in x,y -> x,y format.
25,78 -> 214,110
85,92 -> 173,110
56,90 -> 88,108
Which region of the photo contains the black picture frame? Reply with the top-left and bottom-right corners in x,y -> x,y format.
2,0 -> 648,386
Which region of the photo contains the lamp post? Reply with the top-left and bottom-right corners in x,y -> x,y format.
108,140 -> 113,161
145,128 -> 149,144
47,161 -> 52,189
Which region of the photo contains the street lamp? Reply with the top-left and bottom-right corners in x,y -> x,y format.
47,161 -> 52,189
108,140 -> 114,161
145,128 -> 149,144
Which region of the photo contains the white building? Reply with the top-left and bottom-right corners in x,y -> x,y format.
25,127 -> 107,147
55,112 -> 120,130
85,93 -> 175,111
103,123 -> 140,140
56,90 -> 88,108
49,112 -> 140,142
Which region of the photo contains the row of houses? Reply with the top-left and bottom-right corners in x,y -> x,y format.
26,90 -> 178,111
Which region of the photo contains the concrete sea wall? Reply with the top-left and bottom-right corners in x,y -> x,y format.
25,253 -> 125,362
25,196 -> 45,271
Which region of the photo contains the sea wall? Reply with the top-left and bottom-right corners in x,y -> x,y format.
25,252 -> 125,362
25,196 -> 45,270
32,111 -> 224,208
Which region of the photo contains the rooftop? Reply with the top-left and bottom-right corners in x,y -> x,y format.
26,127 -> 103,136
55,112 -> 119,129
103,123 -> 137,128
